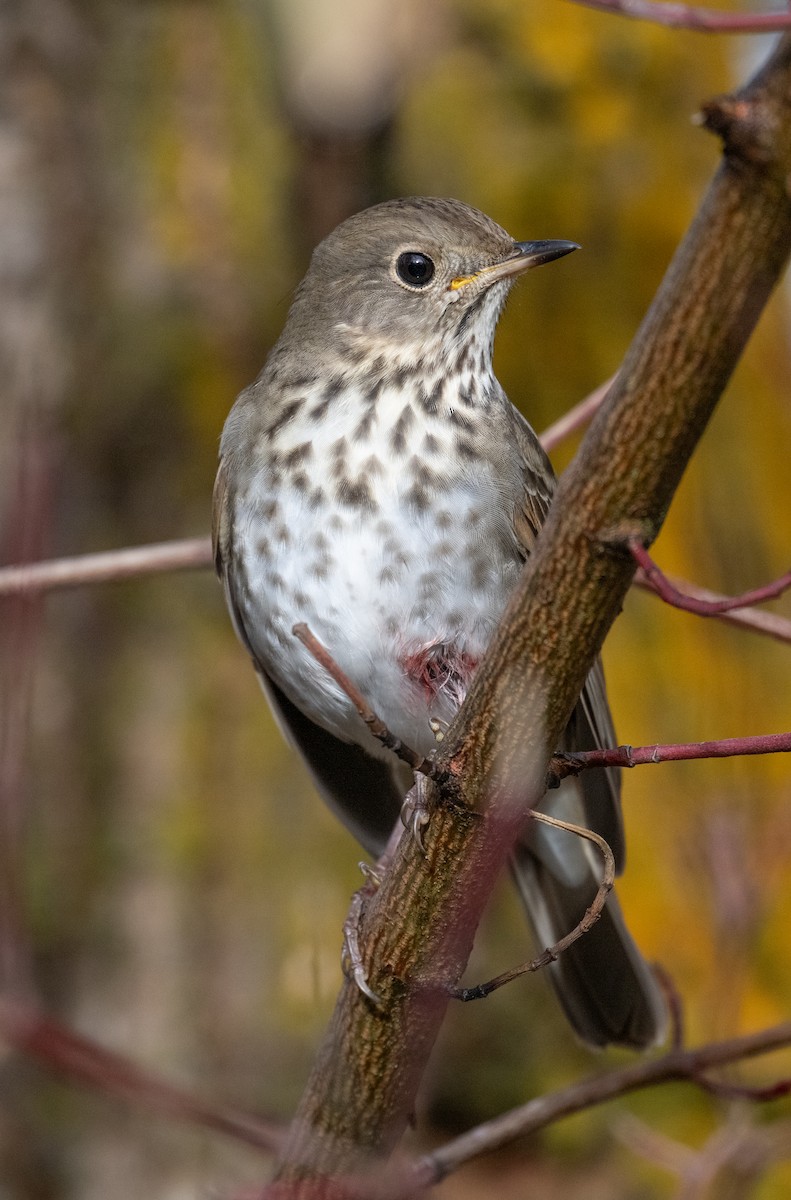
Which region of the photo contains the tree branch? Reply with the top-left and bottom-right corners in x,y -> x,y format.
569,0 -> 791,34
633,570 -> 791,643
630,538 -> 791,613
538,376 -> 614,452
0,994 -> 282,1153
407,1022 -> 791,1193
551,731 -> 791,778
269,34 -> 791,1196
0,537 -> 212,594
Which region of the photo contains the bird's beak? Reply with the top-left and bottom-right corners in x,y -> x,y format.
449,240 -> 580,291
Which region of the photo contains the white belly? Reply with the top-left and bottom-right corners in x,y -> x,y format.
232,384 -> 523,757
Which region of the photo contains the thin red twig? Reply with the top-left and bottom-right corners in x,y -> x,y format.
632,571 -> 791,644
569,0 -> 791,34
696,1073 -> 791,1101
551,731 -> 791,779
653,963 -> 686,1052
539,376 -> 613,452
630,538 -> 791,614
0,994 -> 282,1153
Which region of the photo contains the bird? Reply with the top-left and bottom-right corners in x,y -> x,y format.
212,196 -> 666,1048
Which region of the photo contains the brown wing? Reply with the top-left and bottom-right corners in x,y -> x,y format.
256,669 -> 406,857
506,408 -> 664,1047
508,406 -> 624,864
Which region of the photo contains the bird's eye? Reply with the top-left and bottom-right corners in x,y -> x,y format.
395,251 -> 435,288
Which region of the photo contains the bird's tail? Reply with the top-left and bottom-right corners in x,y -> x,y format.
511,808 -> 667,1049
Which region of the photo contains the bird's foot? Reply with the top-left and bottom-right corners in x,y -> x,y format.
400,773 -> 431,854
429,716 -> 449,743
342,863 -> 383,1007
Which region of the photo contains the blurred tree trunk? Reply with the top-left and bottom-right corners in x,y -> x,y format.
0,2 -> 103,1194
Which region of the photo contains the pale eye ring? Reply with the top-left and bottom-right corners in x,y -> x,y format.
395,251 -> 435,288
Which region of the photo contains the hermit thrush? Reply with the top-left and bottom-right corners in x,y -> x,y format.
213,197 -> 666,1048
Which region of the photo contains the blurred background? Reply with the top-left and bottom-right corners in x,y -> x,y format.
1,1 -> 791,1196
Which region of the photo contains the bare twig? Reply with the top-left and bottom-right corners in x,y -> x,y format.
630,538 -> 791,614
633,570 -> 791,643
550,731 -> 791,780
452,811 -> 615,1000
405,1021 -> 791,1191
539,376 -> 614,452
569,0 -> 791,34
695,1073 -> 791,1101
292,622 -> 455,788
653,963 -> 686,1051
0,994 -> 282,1153
0,537 -> 213,595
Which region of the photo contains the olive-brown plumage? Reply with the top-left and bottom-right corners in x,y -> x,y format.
214,197 -> 666,1048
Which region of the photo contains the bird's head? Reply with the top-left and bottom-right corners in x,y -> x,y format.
278,197 -> 578,372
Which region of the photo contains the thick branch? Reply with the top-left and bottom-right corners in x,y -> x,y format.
271,38 -> 791,1193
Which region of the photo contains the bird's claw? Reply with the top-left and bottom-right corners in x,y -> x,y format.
341,867 -> 383,1007
429,716 -> 448,743
358,860 -> 383,887
345,953 -> 382,1006
400,775 -> 431,855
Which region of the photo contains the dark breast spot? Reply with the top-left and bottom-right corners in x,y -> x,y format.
455,438 -> 477,461
365,375 -> 386,404
405,484 -> 430,512
360,454 -> 383,477
353,409 -> 377,442
389,404 -> 414,455
336,477 -> 376,511
284,442 -> 313,468
448,408 -> 475,431
310,555 -> 332,581
308,375 -> 343,421
309,396 -> 331,421
418,379 -> 443,415
470,552 -> 492,590
265,399 -> 303,439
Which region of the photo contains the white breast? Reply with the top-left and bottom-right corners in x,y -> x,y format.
232,376 -> 523,758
